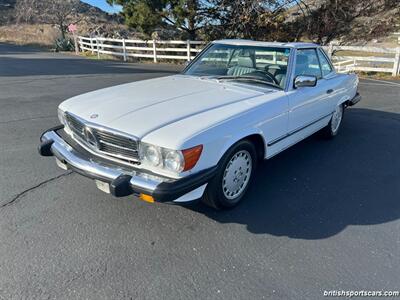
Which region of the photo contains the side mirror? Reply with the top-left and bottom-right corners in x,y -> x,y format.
294,75 -> 317,88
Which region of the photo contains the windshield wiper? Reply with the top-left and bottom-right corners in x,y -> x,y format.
215,75 -> 282,90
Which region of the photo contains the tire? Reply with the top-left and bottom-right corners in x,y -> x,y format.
321,104 -> 344,138
201,140 -> 257,210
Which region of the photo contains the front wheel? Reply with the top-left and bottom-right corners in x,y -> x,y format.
201,140 -> 257,209
321,104 -> 344,138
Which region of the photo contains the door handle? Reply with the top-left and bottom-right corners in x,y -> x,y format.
326,89 -> 334,94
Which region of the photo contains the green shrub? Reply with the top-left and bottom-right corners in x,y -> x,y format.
54,37 -> 74,52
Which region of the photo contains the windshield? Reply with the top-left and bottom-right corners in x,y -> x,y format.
184,43 -> 291,89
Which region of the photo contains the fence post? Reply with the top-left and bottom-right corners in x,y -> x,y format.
76,36 -> 80,52
328,42 -> 334,58
122,39 -> 127,62
186,40 -> 191,61
90,37 -> 94,54
96,38 -> 100,59
392,47 -> 400,76
78,37 -> 82,53
152,40 -> 157,63
73,33 -> 79,55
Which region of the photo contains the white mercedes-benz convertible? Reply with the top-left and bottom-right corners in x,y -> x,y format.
39,40 -> 361,209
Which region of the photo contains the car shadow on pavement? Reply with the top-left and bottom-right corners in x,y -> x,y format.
189,108 -> 400,239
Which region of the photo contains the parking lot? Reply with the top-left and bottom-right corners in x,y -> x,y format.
0,43 -> 399,299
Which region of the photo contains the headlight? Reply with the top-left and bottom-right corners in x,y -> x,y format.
163,149 -> 184,172
140,143 -> 162,167
58,108 -> 66,125
139,143 -> 203,173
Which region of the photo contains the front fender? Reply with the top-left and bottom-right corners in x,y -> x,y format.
217,128 -> 266,162
186,124 -> 267,175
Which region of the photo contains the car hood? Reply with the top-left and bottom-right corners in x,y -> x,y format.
60,75 -> 275,138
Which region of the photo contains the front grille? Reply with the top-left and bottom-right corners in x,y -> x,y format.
65,112 -> 139,163
65,113 -> 85,137
94,130 -> 139,161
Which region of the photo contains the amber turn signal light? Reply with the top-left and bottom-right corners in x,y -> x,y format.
182,145 -> 203,171
139,193 -> 155,203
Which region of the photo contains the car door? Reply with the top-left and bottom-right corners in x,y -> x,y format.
287,48 -> 332,133
316,48 -> 341,113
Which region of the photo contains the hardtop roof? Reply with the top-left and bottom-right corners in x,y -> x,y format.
212,39 -> 319,49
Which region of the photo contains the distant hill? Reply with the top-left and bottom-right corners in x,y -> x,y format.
0,0 -> 121,26
1,0 -> 398,46
288,0 -> 400,45
0,0 -> 132,47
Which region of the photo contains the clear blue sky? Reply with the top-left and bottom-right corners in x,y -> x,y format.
81,0 -> 122,14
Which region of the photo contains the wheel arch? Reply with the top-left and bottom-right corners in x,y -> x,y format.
337,74 -> 359,107
337,95 -> 351,107
202,131 -> 265,209
218,130 -> 266,164
244,134 -> 266,162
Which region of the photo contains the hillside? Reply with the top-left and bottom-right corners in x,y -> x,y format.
0,0 -> 16,25
0,0 -> 119,25
0,0 -> 133,47
288,0 -> 400,46
1,0 -> 398,47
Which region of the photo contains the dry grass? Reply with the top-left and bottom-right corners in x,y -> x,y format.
78,50 -> 185,65
80,51 -> 117,61
0,24 -> 59,48
357,71 -> 400,81
334,50 -> 395,58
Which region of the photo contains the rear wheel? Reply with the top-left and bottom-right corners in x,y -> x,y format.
201,140 -> 257,209
321,104 -> 344,138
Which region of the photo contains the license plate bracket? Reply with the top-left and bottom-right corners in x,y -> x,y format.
55,158 -> 68,170
95,180 -> 111,194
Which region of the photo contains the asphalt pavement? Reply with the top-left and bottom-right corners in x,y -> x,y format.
0,43 -> 399,300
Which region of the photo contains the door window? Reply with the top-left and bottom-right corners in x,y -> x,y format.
294,49 -> 322,78
317,49 -> 333,76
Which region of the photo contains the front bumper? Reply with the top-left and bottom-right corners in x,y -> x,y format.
38,126 -> 216,202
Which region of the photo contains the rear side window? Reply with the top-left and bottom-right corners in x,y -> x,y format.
317,49 -> 333,76
294,49 -> 322,78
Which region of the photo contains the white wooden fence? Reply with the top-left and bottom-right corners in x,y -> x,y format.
326,44 -> 400,76
78,36 -> 204,63
394,32 -> 400,45
78,36 -> 400,76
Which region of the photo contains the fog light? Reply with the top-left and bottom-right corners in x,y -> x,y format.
139,193 -> 155,203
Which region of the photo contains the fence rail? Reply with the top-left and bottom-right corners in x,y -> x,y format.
325,44 -> 400,76
78,36 -> 205,63
78,36 -> 400,76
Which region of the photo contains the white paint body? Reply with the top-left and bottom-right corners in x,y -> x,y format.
59,41 -> 359,201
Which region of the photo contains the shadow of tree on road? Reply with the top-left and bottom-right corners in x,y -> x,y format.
189,108 -> 400,239
0,57 -> 181,77
0,42 -> 45,55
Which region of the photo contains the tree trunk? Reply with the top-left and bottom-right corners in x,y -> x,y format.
187,0 -> 197,40
60,23 -> 66,39
187,29 -> 196,40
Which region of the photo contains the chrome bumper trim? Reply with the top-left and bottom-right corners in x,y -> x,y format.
41,130 -> 170,194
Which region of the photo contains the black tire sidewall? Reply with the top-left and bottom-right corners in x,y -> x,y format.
207,140 -> 257,208
321,104 -> 344,139
330,104 -> 344,136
